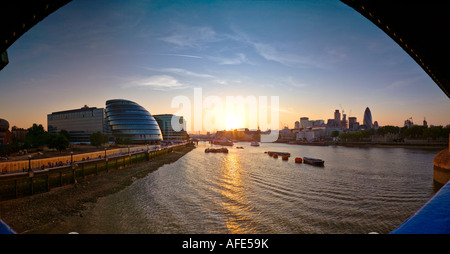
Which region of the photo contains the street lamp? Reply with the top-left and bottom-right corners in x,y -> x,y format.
104,147 -> 107,160
70,151 -> 73,164
28,155 -> 32,174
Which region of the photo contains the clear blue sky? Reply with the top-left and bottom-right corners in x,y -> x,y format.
1,0 -> 449,130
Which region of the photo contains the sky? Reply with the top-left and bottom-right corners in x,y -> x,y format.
1,0 -> 449,131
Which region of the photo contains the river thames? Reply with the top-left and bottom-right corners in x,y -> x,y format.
78,142 -> 439,234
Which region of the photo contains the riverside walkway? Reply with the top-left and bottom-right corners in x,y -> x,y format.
0,144 -> 170,174
0,142 -> 190,201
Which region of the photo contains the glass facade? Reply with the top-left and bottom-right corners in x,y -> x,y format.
105,99 -> 162,144
47,106 -> 107,143
363,107 -> 373,129
153,114 -> 188,141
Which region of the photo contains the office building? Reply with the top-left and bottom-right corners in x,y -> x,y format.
341,113 -> 348,129
334,110 -> 341,123
327,119 -> 339,127
348,117 -> 357,130
153,114 -> 188,141
363,107 -> 373,129
300,117 -> 311,128
47,105 -> 107,143
11,126 -> 27,142
300,118 -> 324,129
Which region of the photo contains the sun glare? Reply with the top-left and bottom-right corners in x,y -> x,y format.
225,114 -> 241,130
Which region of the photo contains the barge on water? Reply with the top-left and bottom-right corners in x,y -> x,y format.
303,157 -> 324,166
267,151 -> 291,157
205,147 -> 229,153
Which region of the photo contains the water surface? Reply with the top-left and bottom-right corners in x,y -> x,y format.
80,142 -> 438,234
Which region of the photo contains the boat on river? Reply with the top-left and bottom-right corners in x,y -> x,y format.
303,157 -> 324,166
211,138 -> 233,146
267,151 -> 291,157
251,142 -> 260,147
205,148 -> 229,153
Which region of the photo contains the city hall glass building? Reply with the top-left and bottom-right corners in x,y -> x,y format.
105,99 -> 162,144
47,105 -> 108,143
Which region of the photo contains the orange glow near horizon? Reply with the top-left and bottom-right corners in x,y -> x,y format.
225,114 -> 243,130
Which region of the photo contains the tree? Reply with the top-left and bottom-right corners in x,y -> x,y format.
25,123 -> 47,148
90,131 -> 109,147
47,134 -> 69,152
115,137 -> 132,145
331,130 -> 340,138
402,125 -> 427,138
376,125 -> 400,136
59,129 -> 70,141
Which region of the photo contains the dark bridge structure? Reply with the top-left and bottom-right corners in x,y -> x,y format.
0,0 -> 449,234
342,0 -> 450,98
0,0 -> 72,70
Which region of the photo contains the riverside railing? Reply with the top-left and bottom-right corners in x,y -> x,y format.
0,143 -> 188,201
0,144 -> 168,174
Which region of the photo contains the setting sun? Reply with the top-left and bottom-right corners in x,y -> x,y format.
225,114 -> 242,130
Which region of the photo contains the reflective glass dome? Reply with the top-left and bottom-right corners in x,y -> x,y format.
106,99 -> 162,144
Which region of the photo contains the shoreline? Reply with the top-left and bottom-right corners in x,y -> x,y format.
0,145 -> 195,234
284,142 -> 447,150
332,143 -> 447,149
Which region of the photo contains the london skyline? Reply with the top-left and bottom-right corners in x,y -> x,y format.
1,0 -> 449,130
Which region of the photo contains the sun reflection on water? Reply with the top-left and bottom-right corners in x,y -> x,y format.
219,153 -> 255,233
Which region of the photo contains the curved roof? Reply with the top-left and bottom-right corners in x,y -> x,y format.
0,119 -> 9,132
105,99 -> 162,143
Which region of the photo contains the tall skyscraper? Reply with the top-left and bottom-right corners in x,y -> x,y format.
348,117 -> 357,130
341,113 -> 347,129
334,110 -> 341,123
363,107 -> 373,129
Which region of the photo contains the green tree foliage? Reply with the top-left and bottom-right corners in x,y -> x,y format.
47,133 -> 69,152
115,137 -> 132,145
376,125 -> 400,135
401,125 -> 427,138
90,131 -> 109,147
0,141 -> 21,156
330,130 -> 340,138
59,129 -> 70,141
422,126 -> 450,140
339,130 -> 372,141
24,124 -> 47,148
